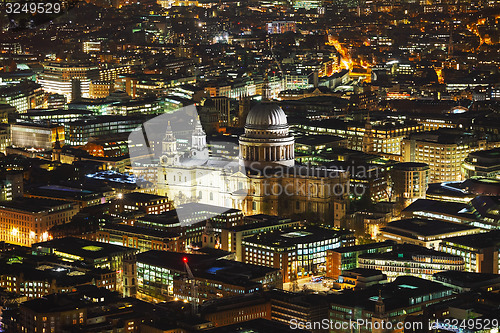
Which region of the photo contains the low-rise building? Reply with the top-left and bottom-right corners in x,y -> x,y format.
359,244 -> 465,281
326,241 -> 395,280
242,226 -> 354,282
439,230 -> 500,274
0,198 -> 79,246
338,268 -> 387,290
97,223 -> 184,252
136,251 -> 282,303
113,192 -> 172,215
201,293 -> 271,328
0,255 -> 116,300
462,147 -> 500,179
433,271 -> 500,293
328,276 -> 455,333
377,218 -> 482,250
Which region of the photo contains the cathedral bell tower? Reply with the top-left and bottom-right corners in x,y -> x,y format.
161,121 -> 179,166
190,116 -> 209,161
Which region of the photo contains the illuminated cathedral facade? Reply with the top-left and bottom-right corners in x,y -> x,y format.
158,102 -> 349,225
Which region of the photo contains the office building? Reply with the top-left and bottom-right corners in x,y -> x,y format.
38,62 -> 98,102
0,198 -> 79,246
136,251 -> 281,303
220,215 -> 300,261
377,218 -> 482,250
10,123 -> 64,150
0,82 -> 44,113
268,289 -> 330,333
325,241 -> 395,280
25,185 -> 104,208
66,115 -> 146,146
439,230 -> 500,274
391,162 -> 429,207
96,223 -> 184,252
328,276 -> 455,333
0,254 -> 117,300
337,268 -> 387,290
402,129 -> 497,182
17,109 -> 93,124
296,119 -> 423,155
112,192 -> 172,215
241,226 -> 354,282
433,271 -> 500,293
462,147 -> 500,179
201,293 -> 272,328
359,244 -> 465,281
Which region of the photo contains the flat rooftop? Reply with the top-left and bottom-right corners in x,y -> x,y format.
102,223 -> 181,239
33,237 -> 133,259
122,192 -> 168,202
327,276 -> 452,312
242,226 -> 350,248
434,271 -> 500,287
403,199 -> 476,220
359,244 -> 462,261
329,241 -> 395,254
441,230 -> 500,249
0,198 -> 74,213
295,135 -> 345,146
381,218 -> 479,238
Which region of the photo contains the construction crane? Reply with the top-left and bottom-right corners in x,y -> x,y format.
183,257 -> 198,315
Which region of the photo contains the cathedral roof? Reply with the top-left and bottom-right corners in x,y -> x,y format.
245,102 -> 288,130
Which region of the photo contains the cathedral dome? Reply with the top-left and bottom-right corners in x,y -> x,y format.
245,103 -> 288,129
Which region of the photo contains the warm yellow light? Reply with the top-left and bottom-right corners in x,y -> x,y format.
42,232 -> 49,241
11,228 -> 18,236
30,231 -> 36,239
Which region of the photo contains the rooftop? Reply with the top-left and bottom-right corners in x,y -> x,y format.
101,223 -> 181,239
433,271 -> 500,288
329,241 -> 395,254
0,198 -> 75,213
327,276 -> 453,312
242,226 -> 350,249
441,230 -> 500,249
33,237 -> 134,260
122,192 -> 168,202
359,244 -> 463,261
381,218 -> 479,238
403,199 -> 476,220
